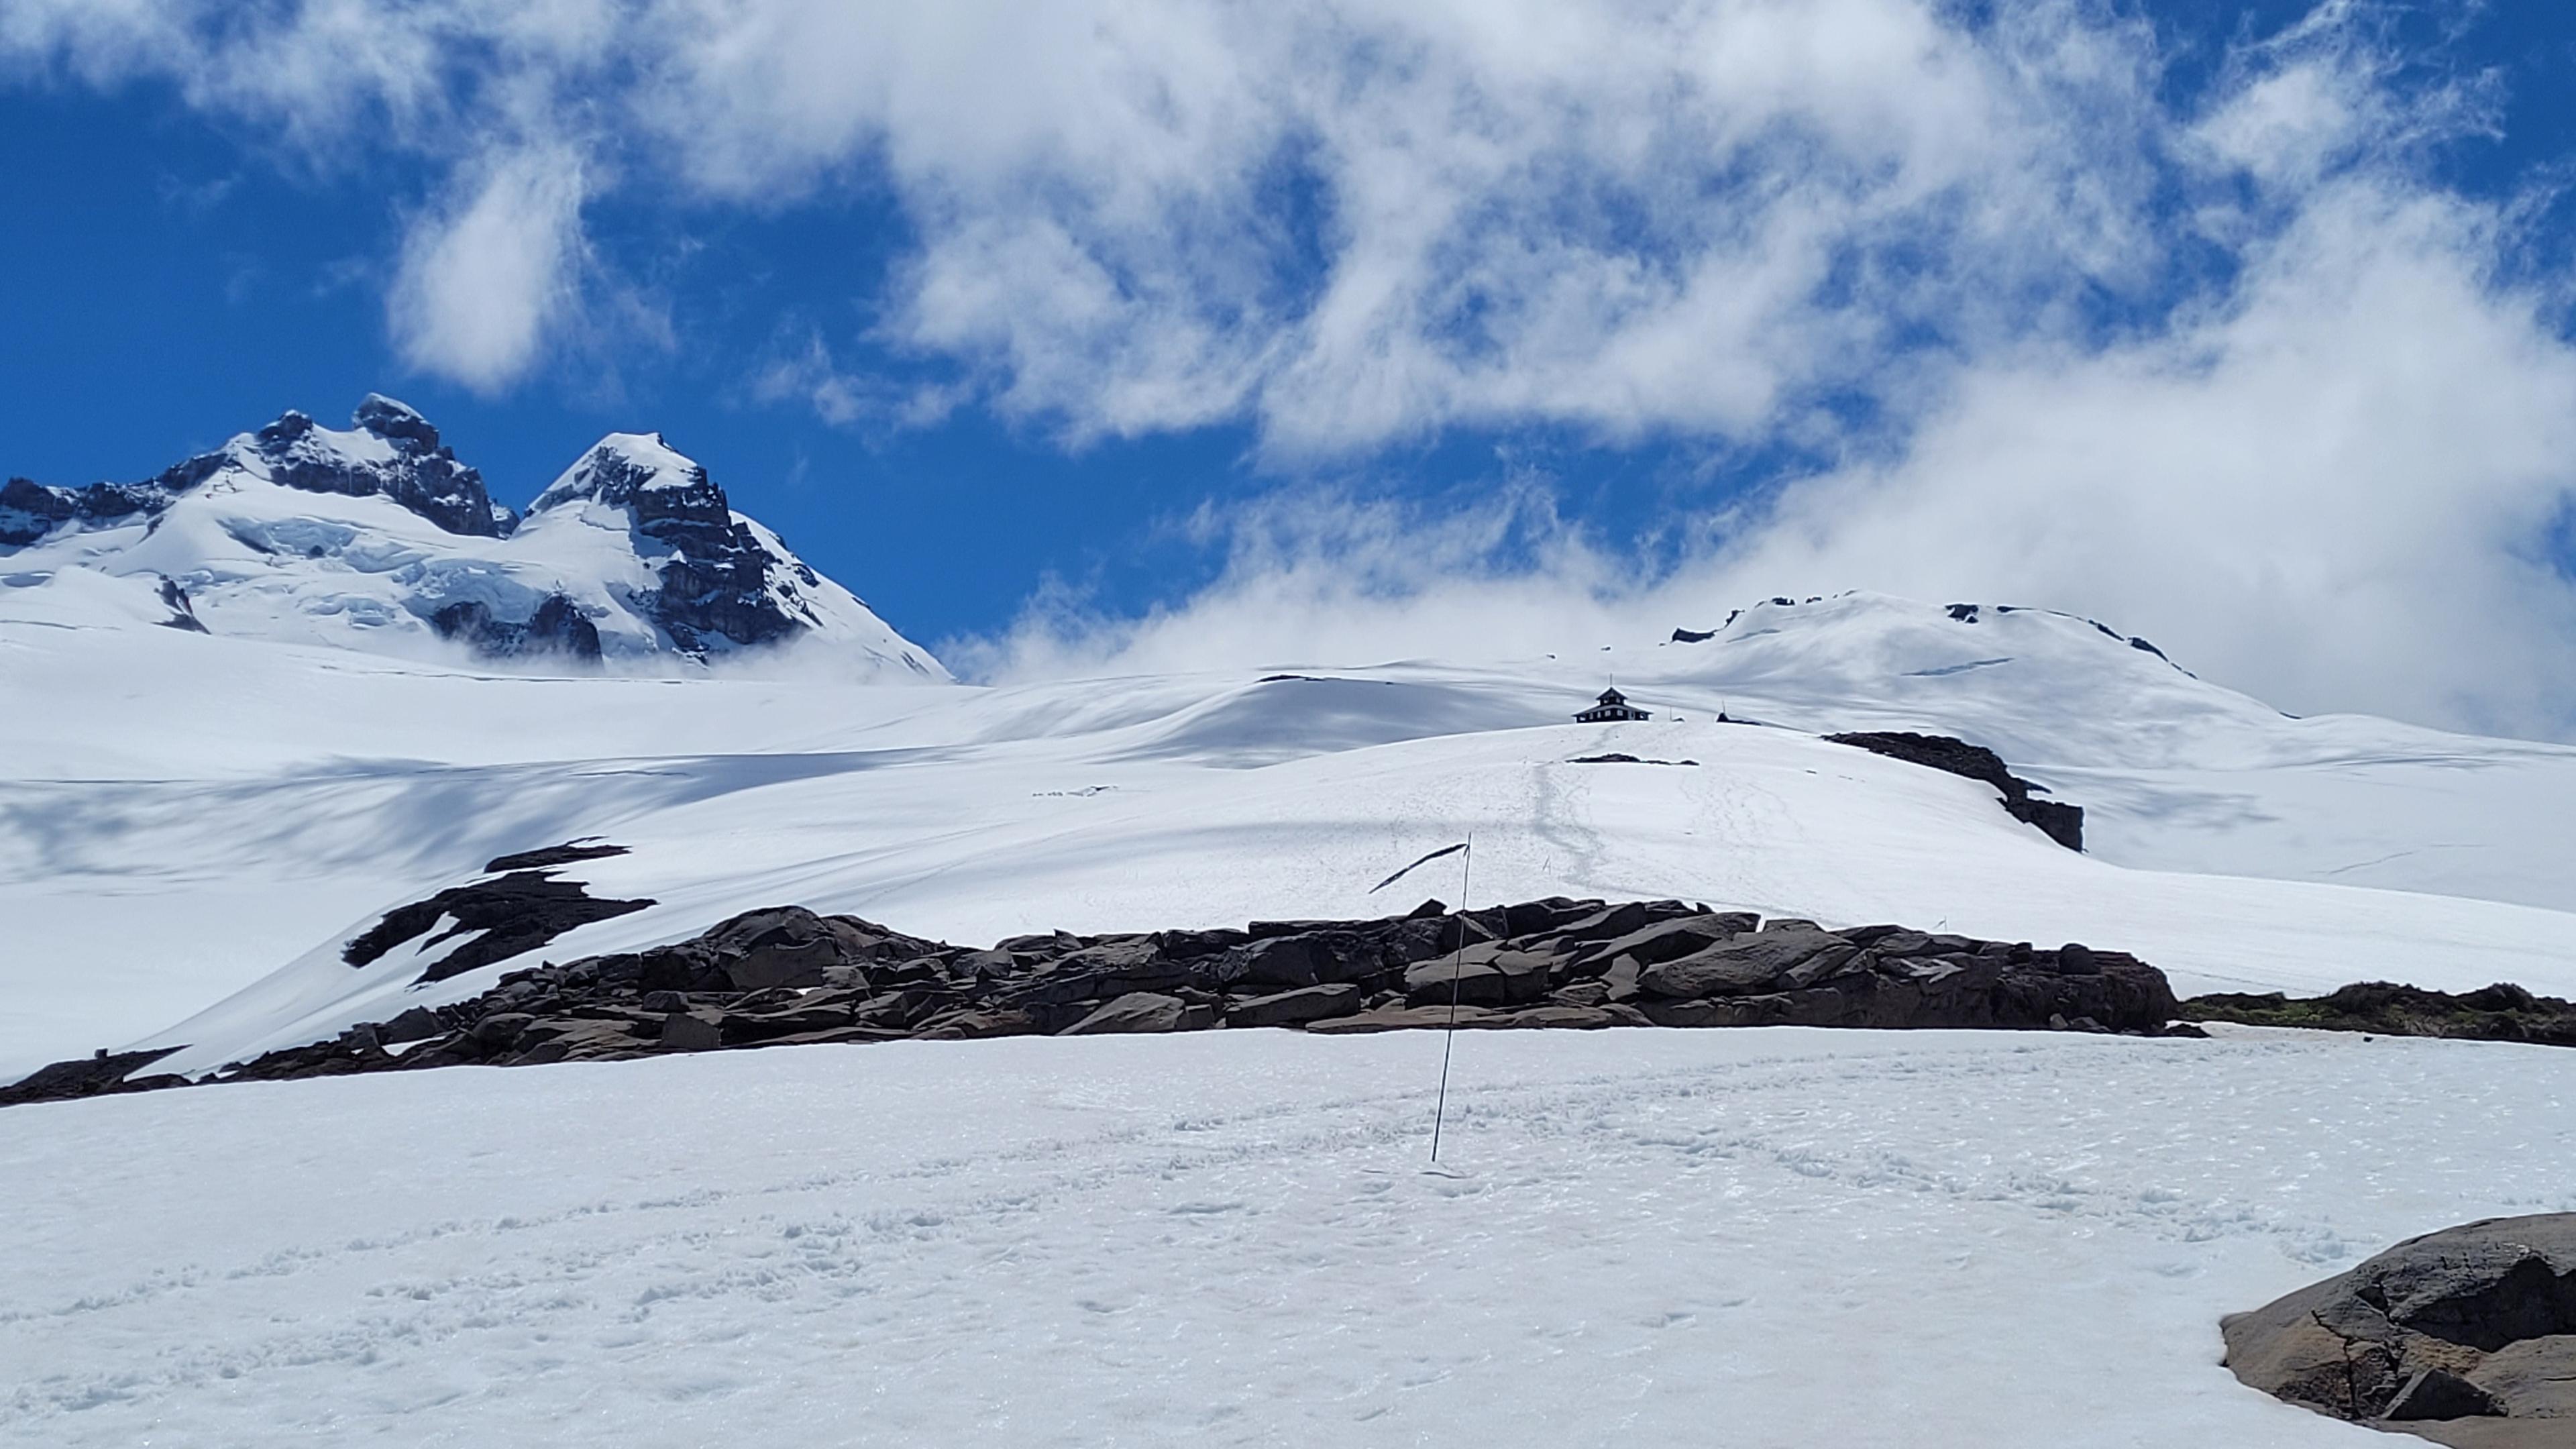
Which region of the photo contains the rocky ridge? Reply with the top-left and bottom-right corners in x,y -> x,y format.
2185,982 -> 2576,1049
3,395 -> 509,545
2,397 -> 938,669
1,879 -> 2188,1108
1825,731 -> 2085,851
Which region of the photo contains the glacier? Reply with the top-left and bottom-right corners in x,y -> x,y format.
0,396 -> 946,677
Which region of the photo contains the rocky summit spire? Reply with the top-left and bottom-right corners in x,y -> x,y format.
351,394 -> 443,455
529,432 -> 830,655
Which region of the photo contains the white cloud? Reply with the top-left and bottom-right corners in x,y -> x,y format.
7,1 -> 2576,737
749,333 -> 962,431
962,158 -> 2576,739
385,145 -> 588,391
1721,179 -> 2576,738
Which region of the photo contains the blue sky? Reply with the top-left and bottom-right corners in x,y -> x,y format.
4,1 -> 2575,736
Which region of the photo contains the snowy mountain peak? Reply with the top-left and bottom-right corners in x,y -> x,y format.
531,432 -> 712,514
1,398 -> 949,678
1647,589 -> 2277,769
519,429 -> 872,658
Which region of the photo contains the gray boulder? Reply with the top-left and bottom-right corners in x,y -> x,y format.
1404,949 -> 1551,1007
1640,929 -> 1858,1000
659,1012 -> 723,1051
1059,992 -> 1215,1036
2222,1214 -> 2576,1445
469,1012 -> 533,1052
1228,983 -> 1366,1028
1568,912 -> 1758,971
707,908 -> 861,990
1218,934 -> 1327,989
380,1006 -> 446,1045
1536,900 -> 1697,950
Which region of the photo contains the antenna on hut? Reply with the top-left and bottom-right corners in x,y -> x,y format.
1367,833 -> 1477,1164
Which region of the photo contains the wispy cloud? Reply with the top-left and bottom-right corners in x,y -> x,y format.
386,144 -> 589,391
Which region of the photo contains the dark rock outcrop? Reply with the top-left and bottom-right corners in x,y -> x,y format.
484,841 -> 632,873
2184,982 -> 2576,1049
341,851 -> 653,985
254,399 -> 513,537
532,438 -> 822,655
154,576 -> 209,632
1825,731 -> 2085,851
0,1047 -> 189,1108
3,398 -> 513,546
429,591 -> 603,662
5,893 -> 2206,1108
2223,1214 -> 2576,1444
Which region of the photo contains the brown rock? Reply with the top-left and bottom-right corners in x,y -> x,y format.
2222,1214 -> 2576,1446
1059,992 -> 1214,1035
1228,983 -> 1366,1028
659,1012 -> 723,1052
1403,951 -> 1550,1007
1640,930 -> 1857,999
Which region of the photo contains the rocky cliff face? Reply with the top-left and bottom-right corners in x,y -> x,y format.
3,394 -> 510,545
528,434 -> 833,655
247,397 -> 516,537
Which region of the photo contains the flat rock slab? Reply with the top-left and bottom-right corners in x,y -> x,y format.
1640,929 -> 1856,999
1060,992 -> 1216,1035
1228,983 -> 1366,1028
2223,1214 -> 2576,1446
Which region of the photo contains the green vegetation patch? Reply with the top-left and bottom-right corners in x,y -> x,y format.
2184,980 -> 2576,1048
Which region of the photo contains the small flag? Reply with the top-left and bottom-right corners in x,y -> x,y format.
1367,841 -> 1469,895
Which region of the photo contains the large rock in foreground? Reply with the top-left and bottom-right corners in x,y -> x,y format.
2222,1214 -> 2576,1446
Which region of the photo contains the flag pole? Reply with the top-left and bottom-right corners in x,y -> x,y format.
1429,833 -> 1472,1164
1360,837 -> 1479,1166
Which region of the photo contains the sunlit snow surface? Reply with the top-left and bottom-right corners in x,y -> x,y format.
8,589 -> 2576,1444
5,1027 -> 2573,1446
7,590 -> 2576,1074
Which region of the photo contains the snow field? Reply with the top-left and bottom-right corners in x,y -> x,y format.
130,713 -> 2576,1081
9,588 -> 2576,1077
4,1026 -> 2571,1447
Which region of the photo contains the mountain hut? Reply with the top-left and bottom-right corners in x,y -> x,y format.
1574,686 -> 1650,724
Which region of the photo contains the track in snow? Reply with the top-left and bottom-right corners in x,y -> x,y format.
5,1026 -> 2570,1446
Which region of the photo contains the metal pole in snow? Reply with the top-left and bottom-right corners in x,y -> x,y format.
1363,837 -> 1479,1165
1428,835 -> 1471,1164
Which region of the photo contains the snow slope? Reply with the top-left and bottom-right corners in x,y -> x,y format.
5,1026 -> 2571,1446
6,589 -> 2576,1077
